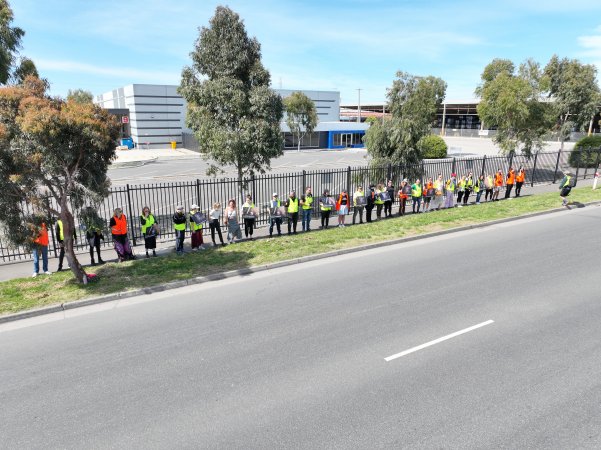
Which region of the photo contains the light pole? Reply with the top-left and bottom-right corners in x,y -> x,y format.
357,88 -> 362,124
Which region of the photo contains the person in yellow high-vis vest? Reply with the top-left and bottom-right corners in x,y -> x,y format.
375,183 -> 385,219
173,206 -> 186,254
300,187 -> 314,232
140,206 -> 157,258
285,190 -> 299,235
55,218 -> 76,271
411,179 -> 422,213
189,204 -> 204,250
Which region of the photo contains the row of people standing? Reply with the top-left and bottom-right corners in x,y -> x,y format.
407,167 -> 526,213
106,166 -> 528,258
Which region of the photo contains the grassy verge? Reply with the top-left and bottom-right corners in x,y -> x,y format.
2,187 -> 601,316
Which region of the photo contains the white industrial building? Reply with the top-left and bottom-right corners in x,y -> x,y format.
96,84 -> 368,150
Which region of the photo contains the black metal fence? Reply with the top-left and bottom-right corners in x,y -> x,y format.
1,149 -> 600,263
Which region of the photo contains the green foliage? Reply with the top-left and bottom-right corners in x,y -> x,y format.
418,134 -> 447,159
12,57 -> 38,84
0,77 -> 120,281
67,88 -> 94,104
543,55 -> 601,150
3,185 -> 601,315
0,0 -> 24,85
283,91 -> 317,151
179,6 -> 283,193
476,59 -> 515,90
365,71 -> 446,167
476,58 -> 554,156
569,135 -> 601,168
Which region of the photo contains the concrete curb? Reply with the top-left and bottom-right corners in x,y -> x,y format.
2,200 -> 599,325
111,157 -> 159,169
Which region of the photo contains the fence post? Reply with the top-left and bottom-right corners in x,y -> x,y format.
531,152 -> 539,187
196,178 -> 201,207
574,150 -> 581,185
508,151 -> 514,170
302,170 -> 306,193
451,157 -> 456,176
387,163 -> 392,181
553,150 -> 562,184
347,166 -> 352,196
48,216 -> 58,258
251,174 -> 256,198
125,184 -> 137,246
481,155 -> 487,176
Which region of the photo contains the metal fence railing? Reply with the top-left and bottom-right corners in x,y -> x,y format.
1,148 -> 599,263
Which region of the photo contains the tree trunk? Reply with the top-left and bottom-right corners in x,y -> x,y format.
60,206 -> 88,284
297,134 -> 301,153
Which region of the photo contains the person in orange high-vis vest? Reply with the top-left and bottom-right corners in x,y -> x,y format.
423,178 -> 434,212
32,222 -> 51,277
515,167 -> 526,197
505,167 -> 516,199
493,169 -> 504,201
110,207 -> 134,262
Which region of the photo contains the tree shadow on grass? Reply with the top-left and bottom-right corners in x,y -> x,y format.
72,248 -> 255,297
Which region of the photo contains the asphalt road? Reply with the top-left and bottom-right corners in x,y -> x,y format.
1,205 -> 601,449
108,148 -> 369,185
107,139 -> 574,186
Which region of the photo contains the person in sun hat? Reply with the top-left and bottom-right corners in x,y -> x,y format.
189,203 -> 204,250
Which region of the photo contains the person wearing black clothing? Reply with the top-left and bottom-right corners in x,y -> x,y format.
268,193 -> 283,237
319,190 -> 333,229
55,219 -> 76,271
384,180 -> 395,217
285,191 -> 299,235
173,206 -> 187,254
365,185 -> 376,223
463,172 -> 474,206
86,227 -> 104,265
209,202 -> 226,246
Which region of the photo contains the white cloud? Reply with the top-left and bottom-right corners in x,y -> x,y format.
34,59 -> 180,85
577,27 -> 601,77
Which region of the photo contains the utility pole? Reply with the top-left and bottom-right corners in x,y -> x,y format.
357,88 -> 362,124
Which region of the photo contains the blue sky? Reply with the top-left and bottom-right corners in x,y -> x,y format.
11,0 -> 601,105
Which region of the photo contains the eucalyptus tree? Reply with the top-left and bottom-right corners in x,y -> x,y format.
544,55 -> 601,151
0,77 -> 120,283
179,6 -> 284,199
0,0 -> 24,84
475,58 -> 553,156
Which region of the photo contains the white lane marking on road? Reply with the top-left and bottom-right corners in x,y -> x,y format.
384,320 -> 494,362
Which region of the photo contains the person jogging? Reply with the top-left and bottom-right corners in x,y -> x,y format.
559,172 -> 574,207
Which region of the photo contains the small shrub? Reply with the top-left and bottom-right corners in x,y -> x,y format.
418,135 -> 448,159
569,135 -> 601,168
